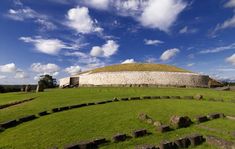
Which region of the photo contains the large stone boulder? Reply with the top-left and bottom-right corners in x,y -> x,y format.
194,94 -> 203,100
138,113 -> 151,121
132,129 -> 147,138
170,116 -> 193,128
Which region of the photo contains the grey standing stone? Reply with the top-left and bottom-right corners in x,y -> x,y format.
25,85 -> 31,92
36,84 -> 44,92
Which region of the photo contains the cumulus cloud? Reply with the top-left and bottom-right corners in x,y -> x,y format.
160,48 -> 180,61
0,63 -> 17,73
144,39 -> 164,46
15,70 -> 29,79
0,63 -> 28,80
19,36 -> 73,55
179,26 -> 198,34
121,59 -> 136,64
139,0 -> 187,32
83,0 -> 109,10
226,53 -> 235,66
224,0 -> 235,8
66,6 -> 103,34
199,43 -> 235,54
31,63 -> 60,76
64,51 -> 106,71
65,65 -> 81,75
80,0 -> 187,32
90,40 -> 119,57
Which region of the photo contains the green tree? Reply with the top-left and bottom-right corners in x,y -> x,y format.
38,75 -> 57,89
0,85 -> 5,93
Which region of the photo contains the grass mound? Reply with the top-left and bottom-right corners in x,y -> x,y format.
79,63 -> 191,74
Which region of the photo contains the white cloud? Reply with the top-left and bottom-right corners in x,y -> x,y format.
160,48 -> 180,61
31,63 -> 60,75
139,0 -> 187,32
6,5 -> 56,31
121,59 -> 136,64
35,19 -> 57,31
84,0 -> 109,10
64,51 -> 106,71
90,40 -> 119,57
187,63 -> 195,67
144,56 -> 158,63
7,8 -> 36,21
0,75 -> 6,80
64,51 -> 88,58
212,1 -> 235,34
226,53 -> 235,66
144,39 -> 164,46
224,0 -> 235,8
179,26 -> 197,34
66,6 -> 102,34
188,54 -> 195,59
0,63 -> 29,80
0,63 -> 17,73
19,36 -> 73,55
90,46 -> 104,57
199,43 -> 235,54
216,68 -> 235,72
214,15 -> 235,32
15,70 -> 29,79
82,0 -> 187,32
65,65 -> 81,75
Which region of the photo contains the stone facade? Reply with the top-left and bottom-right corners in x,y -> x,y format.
59,77 -> 79,88
59,71 -> 209,88
59,77 -> 71,87
77,71 -> 209,88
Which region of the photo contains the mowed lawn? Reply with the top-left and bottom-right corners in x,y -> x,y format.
0,87 -> 235,149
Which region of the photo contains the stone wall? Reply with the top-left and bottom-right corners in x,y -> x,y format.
59,77 -> 70,87
78,71 -> 209,87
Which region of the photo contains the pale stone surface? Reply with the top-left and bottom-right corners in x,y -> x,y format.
59,77 -> 71,88
59,77 -> 80,88
78,71 -> 209,87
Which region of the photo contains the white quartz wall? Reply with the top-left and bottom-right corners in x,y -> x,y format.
59,77 -> 70,87
79,71 -> 209,87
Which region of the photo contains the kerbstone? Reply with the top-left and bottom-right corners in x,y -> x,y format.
133,129 -> 148,138
113,133 -> 127,142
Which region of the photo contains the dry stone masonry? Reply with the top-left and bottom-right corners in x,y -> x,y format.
60,71 -> 209,88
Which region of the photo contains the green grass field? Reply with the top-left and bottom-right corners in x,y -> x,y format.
0,87 -> 235,149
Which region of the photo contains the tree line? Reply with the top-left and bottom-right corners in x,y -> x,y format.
0,74 -> 57,93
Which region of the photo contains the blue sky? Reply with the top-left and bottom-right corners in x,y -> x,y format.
0,0 -> 235,84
